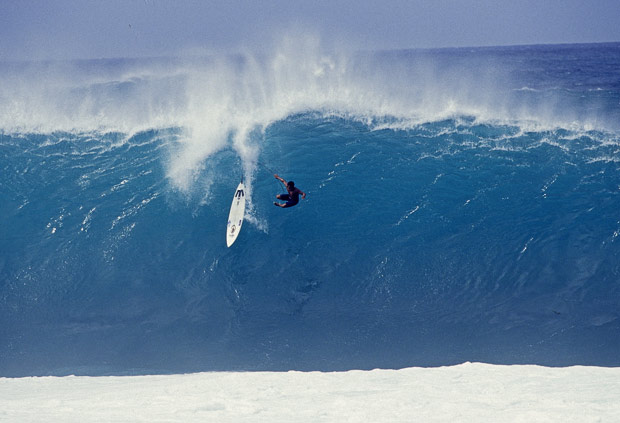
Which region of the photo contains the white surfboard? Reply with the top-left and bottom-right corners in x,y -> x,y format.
226,181 -> 245,247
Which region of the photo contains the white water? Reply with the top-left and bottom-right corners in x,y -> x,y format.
2,363 -> 619,422
5,37 -> 601,194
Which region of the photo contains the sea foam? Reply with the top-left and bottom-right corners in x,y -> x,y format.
1,363 -> 619,422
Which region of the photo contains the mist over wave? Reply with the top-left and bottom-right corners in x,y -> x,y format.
2,39 -> 617,192
1,40 -> 619,376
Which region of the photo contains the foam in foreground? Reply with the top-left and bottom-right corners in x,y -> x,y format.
2,363 -> 619,422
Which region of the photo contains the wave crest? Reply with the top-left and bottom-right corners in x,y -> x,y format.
1,38 -> 617,190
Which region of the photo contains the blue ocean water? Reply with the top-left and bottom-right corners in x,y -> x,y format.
1,42 -> 619,376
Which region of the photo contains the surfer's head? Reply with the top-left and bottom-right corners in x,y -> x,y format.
287,181 -> 295,189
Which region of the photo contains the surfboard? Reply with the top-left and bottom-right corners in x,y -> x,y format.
226,181 -> 245,247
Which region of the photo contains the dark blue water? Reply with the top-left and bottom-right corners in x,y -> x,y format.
1,43 -> 619,376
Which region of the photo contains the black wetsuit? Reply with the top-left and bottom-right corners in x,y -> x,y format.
280,189 -> 300,207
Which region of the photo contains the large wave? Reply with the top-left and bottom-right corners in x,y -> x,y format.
2,40 -> 619,376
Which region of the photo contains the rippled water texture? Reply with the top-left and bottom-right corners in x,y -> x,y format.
1,43 -> 619,376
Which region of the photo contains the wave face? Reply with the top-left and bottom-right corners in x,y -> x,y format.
1,42 -> 620,376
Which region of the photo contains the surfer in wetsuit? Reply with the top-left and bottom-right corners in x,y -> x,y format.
273,174 -> 306,208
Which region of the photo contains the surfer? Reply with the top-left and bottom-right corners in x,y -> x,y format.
273,174 -> 306,208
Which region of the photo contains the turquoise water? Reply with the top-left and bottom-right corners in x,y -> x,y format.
1,43 -> 619,376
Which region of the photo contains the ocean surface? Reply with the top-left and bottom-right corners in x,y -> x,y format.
1,41 -> 619,377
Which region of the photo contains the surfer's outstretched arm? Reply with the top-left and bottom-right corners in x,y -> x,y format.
274,174 -> 286,186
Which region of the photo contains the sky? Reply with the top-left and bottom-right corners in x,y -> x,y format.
1,0 -> 619,60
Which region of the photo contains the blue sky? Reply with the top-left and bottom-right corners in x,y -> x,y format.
1,0 -> 619,60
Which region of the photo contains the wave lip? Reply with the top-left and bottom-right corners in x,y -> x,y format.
2,42 -> 619,190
